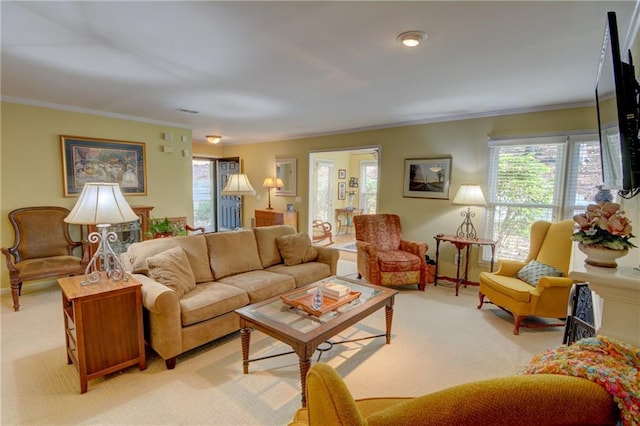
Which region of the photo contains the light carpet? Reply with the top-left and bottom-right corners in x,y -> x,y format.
336,242 -> 357,253
1,260 -> 564,425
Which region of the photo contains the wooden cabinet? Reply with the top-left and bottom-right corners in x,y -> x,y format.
255,209 -> 298,231
86,205 -> 153,262
57,273 -> 146,393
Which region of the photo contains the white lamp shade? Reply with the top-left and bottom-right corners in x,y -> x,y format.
262,177 -> 275,188
222,174 -> 256,196
262,177 -> 284,188
65,182 -> 138,225
452,184 -> 486,206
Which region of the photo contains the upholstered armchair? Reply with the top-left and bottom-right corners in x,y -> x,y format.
354,214 -> 427,290
478,220 -> 575,335
289,363 -> 617,425
2,206 -> 89,311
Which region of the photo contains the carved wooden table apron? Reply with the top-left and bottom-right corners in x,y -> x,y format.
235,277 -> 397,407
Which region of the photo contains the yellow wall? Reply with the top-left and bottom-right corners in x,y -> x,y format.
1,100 -> 599,289
222,106 -> 598,279
1,102 -> 193,287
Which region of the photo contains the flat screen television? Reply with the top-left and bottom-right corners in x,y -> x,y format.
595,11 -> 640,198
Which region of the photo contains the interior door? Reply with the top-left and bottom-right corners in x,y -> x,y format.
217,158 -> 240,230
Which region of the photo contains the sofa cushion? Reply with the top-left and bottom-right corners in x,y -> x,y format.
125,237 -> 175,274
276,233 -> 318,266
179,282 -> 250,326
254,225 -> 297,267
266,262 -> 331,287
516,260 -> 564,287
218,270 -> 296,303
174,234 -> 215,283
147,247 -> 197,298
124,234 -> 213,283
205,230 -> 263,279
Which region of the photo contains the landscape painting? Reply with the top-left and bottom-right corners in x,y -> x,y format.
403,157 -> 452,199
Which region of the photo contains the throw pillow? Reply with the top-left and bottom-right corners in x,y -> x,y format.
146,246 -> 197,297
516,259 -> 563,287
276,233 -> 318,266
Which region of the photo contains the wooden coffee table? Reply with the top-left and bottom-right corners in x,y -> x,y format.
235,276 -> 397,406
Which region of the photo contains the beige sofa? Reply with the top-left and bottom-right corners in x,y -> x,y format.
122,225 -> 338,369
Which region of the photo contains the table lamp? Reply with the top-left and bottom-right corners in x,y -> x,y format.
262,177 -> 283,210
451,184 -> 486,240
222,173 -> 256,228
64,182 -> 139,285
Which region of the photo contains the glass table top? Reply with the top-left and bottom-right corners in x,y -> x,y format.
241,277 -> 384,334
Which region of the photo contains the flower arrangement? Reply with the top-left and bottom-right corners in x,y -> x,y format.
572,202 -> 636,250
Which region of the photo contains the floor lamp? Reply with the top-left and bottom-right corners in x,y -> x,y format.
451,184 -> 486,240
222,174 -> 256,229
64,182 -> 139,285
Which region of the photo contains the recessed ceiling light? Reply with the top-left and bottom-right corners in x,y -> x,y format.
397,31 -> 427,47
206,135 -> 222,144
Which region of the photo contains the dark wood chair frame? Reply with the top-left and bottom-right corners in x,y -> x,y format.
2,206 -> 89,311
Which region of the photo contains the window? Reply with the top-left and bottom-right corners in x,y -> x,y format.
486,135 -> 602,261
192,158 -> 216,232
360,160 -> 378,213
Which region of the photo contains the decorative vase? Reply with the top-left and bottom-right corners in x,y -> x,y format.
578,243 -> 628,268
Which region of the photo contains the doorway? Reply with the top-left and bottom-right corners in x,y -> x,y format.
192,157 -> 241,232
308,147 -> 380,253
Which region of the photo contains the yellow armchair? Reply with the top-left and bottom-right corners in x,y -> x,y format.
289,363 -> 617,425
478,220 -> 575,334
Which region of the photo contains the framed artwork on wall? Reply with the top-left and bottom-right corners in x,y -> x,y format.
61,135 -> 147,196
338,169 -> 347,179
338,182 -> 346,200
403,156 -> 452,199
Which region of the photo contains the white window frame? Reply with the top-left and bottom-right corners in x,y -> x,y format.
484,133 -> 601,261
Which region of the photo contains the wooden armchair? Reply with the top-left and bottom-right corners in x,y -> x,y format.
2,206 -> 89,311
312,220 -> 333,246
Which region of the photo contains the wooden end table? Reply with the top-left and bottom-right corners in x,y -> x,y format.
433,235 -> 496,296
57,273 -> 146,393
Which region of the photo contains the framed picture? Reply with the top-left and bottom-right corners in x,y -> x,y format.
403,156 -> 452,199
338,169 -> 346,179
61,135 -> 147,196
338,182 -> 346,200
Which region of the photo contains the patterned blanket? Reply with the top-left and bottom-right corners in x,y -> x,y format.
521,335 -> 640,426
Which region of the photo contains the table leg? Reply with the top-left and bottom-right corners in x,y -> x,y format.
299,357 -> 311,407
434,239 -> 441,286
240,326 -> 251,374
455,246 -> 462,296
463,245 -> 471,289
385,301 -> 394,344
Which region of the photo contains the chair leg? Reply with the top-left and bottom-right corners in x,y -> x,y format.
11,281 -> 21,312
513,315 -> 523,335
477,292 -> 485,309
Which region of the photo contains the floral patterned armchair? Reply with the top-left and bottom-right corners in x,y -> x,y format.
354,214 -> 428,290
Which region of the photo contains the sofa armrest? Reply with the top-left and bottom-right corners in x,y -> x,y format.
316,247 -> 339,276
133,273 -> 183,361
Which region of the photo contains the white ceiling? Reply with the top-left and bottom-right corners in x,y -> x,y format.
1,1 -> 638,145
